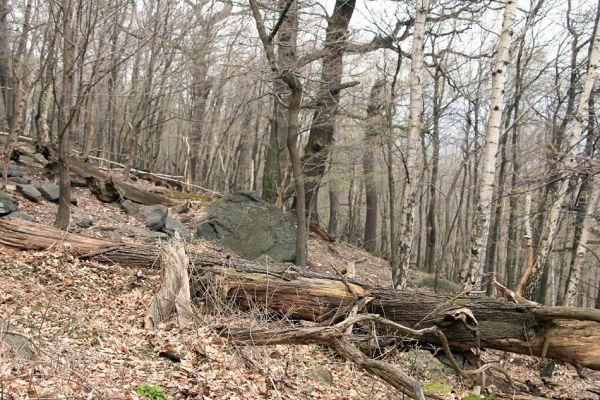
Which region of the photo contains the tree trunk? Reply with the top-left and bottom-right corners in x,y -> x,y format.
562,9 -> 600,307
54,0 -> 75,230
462,0 -> 518,285
425,60 -> 443,275
362,79 -> 384,254
1,217 -> 600,371
302,0 -> 356,221
261,0 -> 297,204
248,0 -> 307,266
396,0 -> 428,290
328,182 -> 339,236
144,238 -> 193,329
524,12 -> 600,300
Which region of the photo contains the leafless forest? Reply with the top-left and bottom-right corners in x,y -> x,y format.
1,0 -> 599,307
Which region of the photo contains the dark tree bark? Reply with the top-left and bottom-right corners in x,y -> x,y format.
425,61 -> 442,274
261,0 -> 297,205
54,0 -> 76,230
302,0 -> 356,221
328,182 -> 339,236
249,0 -> 307,266
362,79 -> 384,254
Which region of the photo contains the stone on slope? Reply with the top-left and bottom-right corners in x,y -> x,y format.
75,215 -> 94,228
16,184 -> 43,203
174,202 -> 190,214
121,199 -> 140,216
7,212 -> 34,222
0,191 -> 18,216
8,176 -> 30,185
196,192 -> 296,263
163,217 -> 191,241
140,204 -> 168,231
0,161 -> 24,178
120,224 -> 168,240
35,182 -> 77,205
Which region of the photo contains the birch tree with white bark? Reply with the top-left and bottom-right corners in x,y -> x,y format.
562,19 -> 600,306
460,0 -> 519,286
395,0 -> 429,290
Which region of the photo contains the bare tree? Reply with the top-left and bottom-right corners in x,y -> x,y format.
249,0 -> 307,266
395,0 -> 429,290
461,0 -> 518,285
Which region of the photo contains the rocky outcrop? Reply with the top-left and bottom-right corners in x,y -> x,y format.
196,192 -> 296,263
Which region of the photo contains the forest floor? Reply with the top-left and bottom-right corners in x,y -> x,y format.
1,169 -> 600,399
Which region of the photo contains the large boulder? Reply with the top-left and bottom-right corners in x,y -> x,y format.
139,204 -> 168,231
0,191 -> 18,216
196,192 -> 297,263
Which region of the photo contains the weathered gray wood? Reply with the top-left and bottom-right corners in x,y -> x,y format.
145,238 -> 193,329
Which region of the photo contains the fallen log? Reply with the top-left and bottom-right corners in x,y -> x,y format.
1,217 -> 599,370
69,158 -> 181,207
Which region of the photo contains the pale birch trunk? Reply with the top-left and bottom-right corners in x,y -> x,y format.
395,0 -> 428,290
564,21 -> 600,307
525,19 -> 600,299
563,176 -> 599,306
461,0 -> 518,285
562,21 -> 600,307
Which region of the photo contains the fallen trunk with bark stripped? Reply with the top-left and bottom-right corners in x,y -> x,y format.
68,158 -> 181,206
1,217 -> 599,371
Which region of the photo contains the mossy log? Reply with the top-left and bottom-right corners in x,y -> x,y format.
1,218 -> 599,370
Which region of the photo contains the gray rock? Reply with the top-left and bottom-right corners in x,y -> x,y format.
196,192 -> 297,263
300,386 -> 314,396
34,182 -> 77,204
163,217 -> 191,241
140,204 -> 168,231
76,215 -> 93,228
8,176 -> 30,185
174,202 -> 190,214
0,316 -> 37,360
7,211 -> 34,222
0,191 -> 18,216
36,182 -> 60,202
16,184 -> 43,203
70,176 -> 88,187
107,231 -> 122,241
0,161 -> 24,178
308,368 -> 334,385
16,154 -> 46,169
121,199 -> 140,216
399,349 -> 446,377
120,224 -> 168,239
